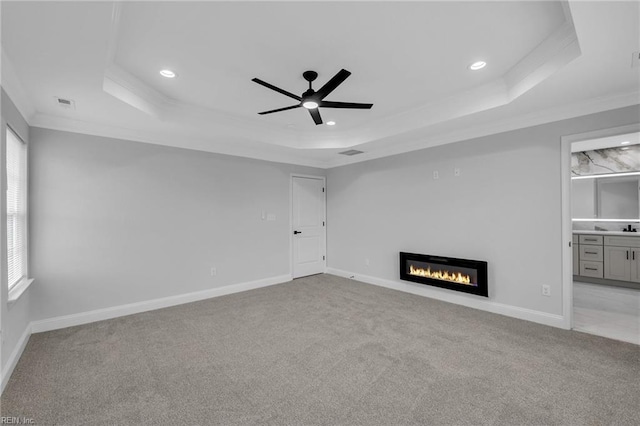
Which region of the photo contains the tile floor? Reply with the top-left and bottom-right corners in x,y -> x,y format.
573,281 -> 640,345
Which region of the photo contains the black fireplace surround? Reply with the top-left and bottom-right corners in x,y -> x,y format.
399,252 -> 488,297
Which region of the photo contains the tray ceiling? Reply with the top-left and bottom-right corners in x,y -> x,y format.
1,1 -> 639,167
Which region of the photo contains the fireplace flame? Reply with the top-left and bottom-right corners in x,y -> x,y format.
409,264 -> 473,285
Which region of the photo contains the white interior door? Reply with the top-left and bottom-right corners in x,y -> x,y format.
292,176 -> 326,278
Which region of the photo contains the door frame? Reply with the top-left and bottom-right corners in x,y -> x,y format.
289,173 -> 327,279
560,123 -> 640,330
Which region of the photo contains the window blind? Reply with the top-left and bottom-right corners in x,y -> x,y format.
6,128 -> 27,290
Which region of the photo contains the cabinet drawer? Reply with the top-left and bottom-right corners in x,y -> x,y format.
580,261 -> 604,278
604,236 -> 640,248
579,235 -> 603,245
580,244 -> 603,261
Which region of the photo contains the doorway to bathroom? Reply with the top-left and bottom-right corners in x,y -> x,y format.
561,124 -> 640,344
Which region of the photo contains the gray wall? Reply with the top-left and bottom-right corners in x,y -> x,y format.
326,105 -> 640,317
1,89 -> 32,374
29,128 -> 324,321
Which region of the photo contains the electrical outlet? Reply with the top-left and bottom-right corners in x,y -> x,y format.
541,285 -> 551,296
365,258 -> 370,266
454,168 -> 461,177
433,171 -> 439,180
211,267 -> 217,277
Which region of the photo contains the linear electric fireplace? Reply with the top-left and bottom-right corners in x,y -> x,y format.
399,252 -> 488,297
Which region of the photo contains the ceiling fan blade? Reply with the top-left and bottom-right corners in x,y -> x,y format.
252,78 -> 302,101
319,101 -> 373,109
258,105 -> 301,115
316,69 -> 351,100
309,108 -> 323,125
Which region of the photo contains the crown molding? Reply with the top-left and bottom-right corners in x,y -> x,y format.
28,112 -> 328,169
504,20 -> 581,101
29,90 -> 639,170
103,65 -> 169,119
325,91 -> 640,168
0,49 -> 37,121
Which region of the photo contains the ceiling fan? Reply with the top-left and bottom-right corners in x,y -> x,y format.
252,69 -> 373,125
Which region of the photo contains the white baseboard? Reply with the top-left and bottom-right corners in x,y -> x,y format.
31,274 -> 292,334
1,323 -> 32,394
326,268 -> 567,329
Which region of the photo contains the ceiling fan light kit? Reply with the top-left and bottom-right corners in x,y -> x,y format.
252,69 -> 373,125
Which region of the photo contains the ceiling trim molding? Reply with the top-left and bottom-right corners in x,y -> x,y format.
29,90 -> 639,170
103,65 -> 170,119
0,49 -> 37,121
28,113 -> 328,169
504,20 -> 581,101
326,90 -> 640,168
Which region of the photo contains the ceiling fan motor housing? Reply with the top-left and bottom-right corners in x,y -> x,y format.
302,88 -> 317,102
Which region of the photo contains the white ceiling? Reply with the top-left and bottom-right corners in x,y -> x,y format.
1,1 -> 639,168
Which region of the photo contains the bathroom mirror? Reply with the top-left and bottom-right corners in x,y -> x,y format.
572,175 -> 640,220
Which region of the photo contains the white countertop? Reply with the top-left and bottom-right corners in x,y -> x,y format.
573,230 -> 640,236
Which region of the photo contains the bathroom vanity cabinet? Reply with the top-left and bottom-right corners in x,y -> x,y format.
573,232 -> 640,287
603,236 -> 640,282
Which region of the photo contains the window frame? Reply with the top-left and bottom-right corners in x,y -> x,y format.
5,125 -> 31,300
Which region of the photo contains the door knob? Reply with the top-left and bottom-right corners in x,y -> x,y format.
293,230 -> 302,235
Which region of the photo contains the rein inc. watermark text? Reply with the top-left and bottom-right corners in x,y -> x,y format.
1,418 -> 35,425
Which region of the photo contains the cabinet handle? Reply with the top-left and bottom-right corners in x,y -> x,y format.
627,251 -> 629,260
585,251 -> 598,254
584,238 -> 597,241
585,267 -> 598,271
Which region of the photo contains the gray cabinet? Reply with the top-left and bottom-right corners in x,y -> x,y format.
603,236 -> 640,283
604,246 -> 631,281
573,233 -> 640,283
631,249 -> 640,283
578,235 -> 604,278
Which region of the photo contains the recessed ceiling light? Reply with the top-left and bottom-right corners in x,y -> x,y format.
620,141 -> 630,145
469,61 -> 487,71
621,147 -> 630,150
327,121 -> 336,126
160,69 -> 176,78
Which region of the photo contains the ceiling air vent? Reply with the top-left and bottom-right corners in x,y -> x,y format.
339,149 -> 364,156
55,97 -> 75,109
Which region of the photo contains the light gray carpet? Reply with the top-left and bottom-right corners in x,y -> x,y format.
2,274 -> 639,425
